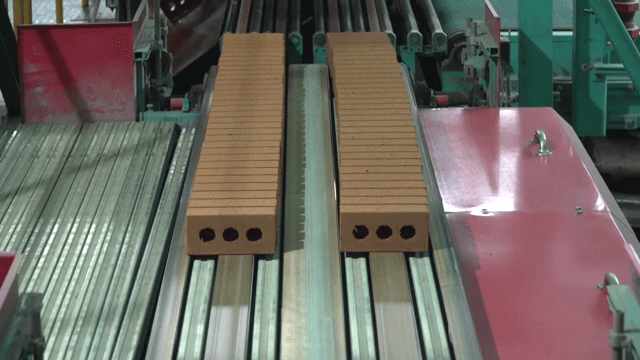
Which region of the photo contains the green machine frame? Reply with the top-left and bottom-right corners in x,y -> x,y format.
573,0 -> 640,136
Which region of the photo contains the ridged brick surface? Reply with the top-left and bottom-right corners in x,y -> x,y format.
327,32 -> 430,252
186,33 -> 285,255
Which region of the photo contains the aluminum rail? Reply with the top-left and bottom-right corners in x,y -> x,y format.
281,65 -> 347,360
415,0 -> 447,47
145,66 -> 217,360
374,0 -> 396,46
289,0 -> 302,56
338,0 -> 353,32
344,255 -> 377,359
364,0 -> 380,32
327,0 -> 340,32
249,0 -> 265,33
350,0 -> 365,32
313,0 -> 326,49
109,121 -> 193,360
175,259 -> 216,360
369,253 -> 422,359
235,0 -> 252,33
397,0 -> 423,47
399,64 -> 453,359
405,62 -> 484,358
223,0 -> 241,34
203,255 -> 253,359
274,0 -> 287,33
262,0 -> 275,32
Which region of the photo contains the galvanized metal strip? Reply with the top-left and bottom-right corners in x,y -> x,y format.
87,123 -> 179,359
407,254 -> 452,359
19,123 -> 110,293
44,122 -> 140,358
403,64 -> 483,359
369,253 -> 422,359
250,250 -> 281,360
176,259 -> 216,360
204,254 -> 253,359
0,124 -> 67,251
281,64 -> 347,360
344,255 -> 377,359
89,122 -> 180,360
349,0 -> 365,32
0,121 -> 20,158
145,67 -> 217,360
0,125 -> 51,226
110,122 -> 193,360
1,124 -> 80,253
235,0 -> 252,33
65,122 -> 164,359
338,0 -> 353,32
51,122 -> 151,359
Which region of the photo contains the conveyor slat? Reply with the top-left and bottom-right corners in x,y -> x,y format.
145,67 -> 217,360
110,122 -> 191,360
204,255 -> 252,359
280,65 -> 347,359
369,253 -> 422,359
176,259 -> 216,360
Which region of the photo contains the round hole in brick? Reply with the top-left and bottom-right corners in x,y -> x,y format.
376,225 -> 392,240
199,228 -> 215,242
400,225 -> 416,240
353,225 -> 369,240
246,228 -> 262,242
223,228 -> 239,242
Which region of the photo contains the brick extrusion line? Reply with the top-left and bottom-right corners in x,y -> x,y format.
186,33 -> 285,255
327,32 -> 430,252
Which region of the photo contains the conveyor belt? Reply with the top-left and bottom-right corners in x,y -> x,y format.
148,62 -> 452,358
0,120 -> 193,359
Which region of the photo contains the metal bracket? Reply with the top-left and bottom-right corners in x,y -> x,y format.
531,129 -> 552,156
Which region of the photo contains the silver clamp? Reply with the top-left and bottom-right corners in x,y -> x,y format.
532,129 -> 552,156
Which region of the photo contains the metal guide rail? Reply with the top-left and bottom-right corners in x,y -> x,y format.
0,119 -> 193,359
148,64 -> 452,359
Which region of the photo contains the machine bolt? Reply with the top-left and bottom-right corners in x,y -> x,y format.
481,208 -> 489,214
581,63 -> 591,71
627,84 -> 635,92
576,206 -> 583,215
584,8 -> 594,13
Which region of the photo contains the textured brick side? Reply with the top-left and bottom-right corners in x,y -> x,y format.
327,32 -> 430,252
186,33 -> 285,255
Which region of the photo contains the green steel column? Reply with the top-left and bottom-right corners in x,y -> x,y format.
518,0 -> 553,106
572,0 -> 608,136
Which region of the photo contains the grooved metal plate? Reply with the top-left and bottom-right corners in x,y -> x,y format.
0,121 -> 190,359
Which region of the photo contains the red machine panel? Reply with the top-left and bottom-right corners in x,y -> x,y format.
421,107 -> 636,359
0,253 -> 21,342
18,24 -> 135,124
421,108 -> 606,214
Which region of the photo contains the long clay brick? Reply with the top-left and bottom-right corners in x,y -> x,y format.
328,32 -> 429,252
187,33 -> 285,256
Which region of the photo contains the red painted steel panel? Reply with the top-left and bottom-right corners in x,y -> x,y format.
0,253 -> 20,342
421,107 -> 636,359
447,211 -> 630,360
18,23 -> 135,124
421,108 -> 607,214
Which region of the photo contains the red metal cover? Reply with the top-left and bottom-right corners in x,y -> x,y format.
421,107 -> 635,359
0,253 -> 21,341
18,23 -> 135,124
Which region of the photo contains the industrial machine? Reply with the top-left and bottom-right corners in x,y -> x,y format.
2,0 -> 640,359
